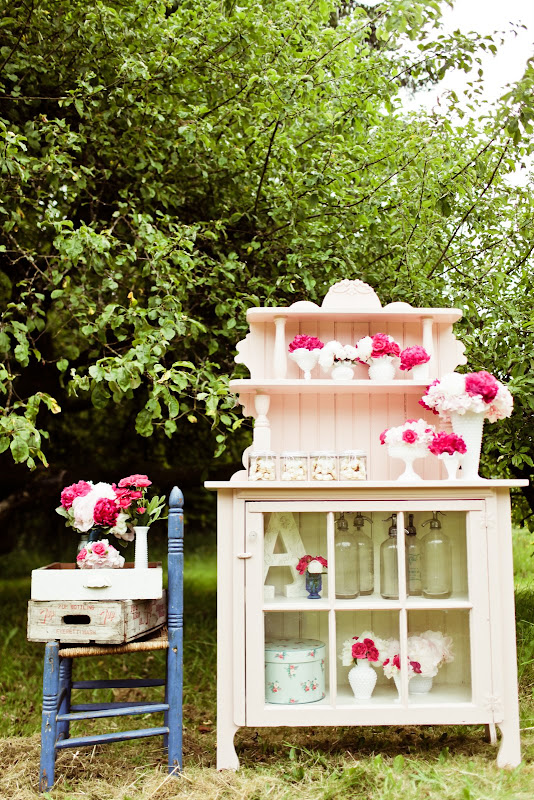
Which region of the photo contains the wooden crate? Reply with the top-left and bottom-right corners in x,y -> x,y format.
31,562 -> 162,601
27,593 -> 167,644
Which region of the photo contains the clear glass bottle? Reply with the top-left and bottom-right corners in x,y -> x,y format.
353,512 -> 374,595
334,513 -> 360,598
405,513 -> 422,596
380,514 -> 399,599
280,451 -> 308,481
421,511 -> 452,599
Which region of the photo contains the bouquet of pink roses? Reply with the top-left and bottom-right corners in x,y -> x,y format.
76,539 -> 125,570
56,474 -> 166,542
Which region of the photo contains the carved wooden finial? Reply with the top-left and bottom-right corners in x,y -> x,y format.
321,279 -> 382,310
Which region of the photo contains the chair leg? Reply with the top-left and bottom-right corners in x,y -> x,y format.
40,642 -> 60,792
57,657 -> 72,741
166,628 -> 183,773
163,678 -> 169,751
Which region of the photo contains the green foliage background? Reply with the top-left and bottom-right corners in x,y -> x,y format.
1,0 -> 534,549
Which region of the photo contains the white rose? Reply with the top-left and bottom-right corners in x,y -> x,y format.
71,482 -> 116,532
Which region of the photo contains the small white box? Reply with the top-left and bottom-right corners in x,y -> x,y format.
31,562 -> 163,601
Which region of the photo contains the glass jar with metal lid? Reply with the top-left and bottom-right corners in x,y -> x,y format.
310,450 -> 337,481
248,450 -> 277,481
339,449 -> 367,481
280,451 -> 308,481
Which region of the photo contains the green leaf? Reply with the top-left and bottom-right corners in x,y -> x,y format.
10,437 -> 29,463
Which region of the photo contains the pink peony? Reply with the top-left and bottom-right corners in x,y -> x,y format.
429,432 -> 467,456
60,480 -> 92,509
118,474 -> 152,488
465,371 -> 499,403
371,333 -> 401,359
76,548 -> 88,562
399,346 -> 430,371
288,335 -> 324,352
402,429 -> 418,444
93,497 -> 119,527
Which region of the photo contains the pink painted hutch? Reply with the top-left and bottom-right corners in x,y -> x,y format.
206,280 -> 525,769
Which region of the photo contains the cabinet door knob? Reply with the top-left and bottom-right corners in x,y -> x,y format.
237,552 -> 252,560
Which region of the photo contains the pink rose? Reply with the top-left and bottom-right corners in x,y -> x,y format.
352,641 -> 368,659
402,429 -> 418,444
118,474 -> 152,488
410,661 -> 422,674
93,497 -> 119,527
61,480 -> 92,509
76,548 -> 87,562
379,430 -> 387,445
92,541 -> 107,557
371,333 -> 401,359
137,506 -> 146,514
114,487 -> 143,509
367,647 -> 380,662
465,371 -> 499,403
392,655 -> 401,669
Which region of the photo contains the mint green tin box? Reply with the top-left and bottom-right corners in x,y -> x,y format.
265,638 -> 326,704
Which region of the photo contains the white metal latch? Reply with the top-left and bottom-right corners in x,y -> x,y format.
237,552 -> 252,559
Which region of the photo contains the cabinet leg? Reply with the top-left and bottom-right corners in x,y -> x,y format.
496,721 -> 521,768
484,723 -> 497,745
216,722 -> 240,771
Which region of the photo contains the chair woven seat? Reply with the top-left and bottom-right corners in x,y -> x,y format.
57,626 -> 169,659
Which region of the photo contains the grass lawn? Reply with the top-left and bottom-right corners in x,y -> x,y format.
0,534 -> 533,799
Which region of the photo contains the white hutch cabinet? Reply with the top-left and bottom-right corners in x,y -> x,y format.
206,280 -> 525,770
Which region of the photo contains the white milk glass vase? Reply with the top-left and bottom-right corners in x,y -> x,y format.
289,348 -> 321,380
439,452 -> 462,480
134,526 -> 150,569
394,673 -> 433,695
388,445 -> 427,481
348,659 -> 377,700
331,362 -> 355,381
450,411 -> 484,480
368,356 -> 395,381
411,362 -> 430,381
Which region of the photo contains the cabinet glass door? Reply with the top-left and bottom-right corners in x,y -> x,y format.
244,501 -> 493,726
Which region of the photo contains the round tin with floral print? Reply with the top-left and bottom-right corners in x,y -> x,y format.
264,638 -> 326,704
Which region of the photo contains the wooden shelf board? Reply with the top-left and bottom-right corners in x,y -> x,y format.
262,595 -> 472,611
247,308 -> 462,323
229,379 -> 431,395
334,684 -> 472,707
206,479 -> 529,489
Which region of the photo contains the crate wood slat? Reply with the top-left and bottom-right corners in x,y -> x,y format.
28,594 -> 166,644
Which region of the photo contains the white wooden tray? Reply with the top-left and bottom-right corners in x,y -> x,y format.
31,562 -> 163,601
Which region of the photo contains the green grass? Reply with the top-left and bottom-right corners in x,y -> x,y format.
1,533 -> 534,797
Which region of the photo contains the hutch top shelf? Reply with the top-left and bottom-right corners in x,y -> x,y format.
245,306 -> 462,323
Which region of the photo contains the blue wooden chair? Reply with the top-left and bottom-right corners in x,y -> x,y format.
39,486 -> 184,792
